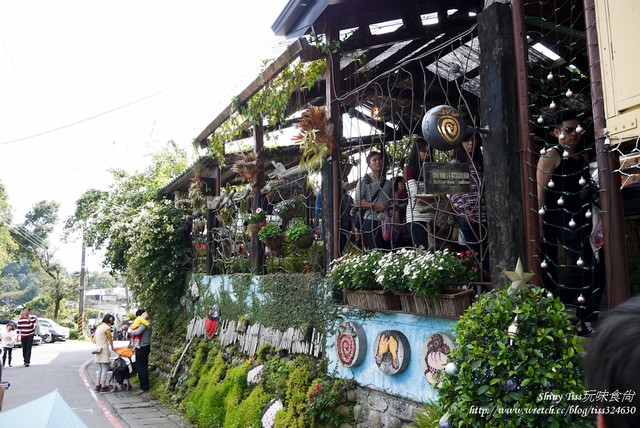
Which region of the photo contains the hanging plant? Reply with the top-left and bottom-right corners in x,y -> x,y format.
232,152 -> 262,185
292,106 -> 335,172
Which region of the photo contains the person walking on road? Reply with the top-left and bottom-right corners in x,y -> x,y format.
1,323 -> 17,367
16,307 -> 37,367
130,309 -> 151,395
94,314 -> 116,392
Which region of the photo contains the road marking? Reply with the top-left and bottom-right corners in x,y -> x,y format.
79,358 -> 124,428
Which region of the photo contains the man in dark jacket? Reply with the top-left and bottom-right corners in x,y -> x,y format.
131,309 -> 151,394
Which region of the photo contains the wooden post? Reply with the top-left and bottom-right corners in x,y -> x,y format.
251,125 -> 265,274
478,3 -> 527,289
323,17 -> 342,268
583,0 -> 629,307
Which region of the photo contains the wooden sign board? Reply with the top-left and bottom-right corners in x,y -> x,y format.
423,162 -> 471,194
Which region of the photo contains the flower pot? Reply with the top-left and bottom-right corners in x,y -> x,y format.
278,208 -> 295,222
265,235 -> 284,249
345,290 -> 401,311
193,223 -> 205,233
397,288 -> 475,317
291,233 -> 313,249
247,221 -> 266,236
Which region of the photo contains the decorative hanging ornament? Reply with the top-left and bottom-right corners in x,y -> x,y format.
579,177 -> 587,186
585,209 -> 592,219
548,179 -> 555,188
576,124 -> 583,133
540,147 -> 547,155
557,196 -> 565,206
562,149 -> 570,158
565,89 -> 574,98
541,260 -> 548,269
549,100 -> 557,109
445,362 -> 459,376
538,207 -> 546,216
569,218 -> 576,228
537,116 -> 544,124
577,294 -> 586,304
559,132 -> 566,140
505,377 -> 520,392
547,72 -> 554,81
508,316 -> 519,346
577,257 -> 584,267
439,413 -> 451,428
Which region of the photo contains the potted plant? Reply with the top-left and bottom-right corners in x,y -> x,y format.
193,219 -> 206,233
217,205 -> 235,224
273,198 -> 296,221
285,220 -> 313,249
232,152 -> 262,184
292,106 -> 335,172
257,223 -> 284,249
246,208 -> 267,235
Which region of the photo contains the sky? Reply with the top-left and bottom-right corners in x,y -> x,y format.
0,1 -> 291,272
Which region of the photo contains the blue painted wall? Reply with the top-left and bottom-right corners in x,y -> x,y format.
327,312 -> 458,402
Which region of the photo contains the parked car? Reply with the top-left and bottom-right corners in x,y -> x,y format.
37,318 -> 70,342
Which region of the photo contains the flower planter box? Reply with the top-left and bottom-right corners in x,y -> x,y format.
345,290 -> 401,311
397,288 -> 475,317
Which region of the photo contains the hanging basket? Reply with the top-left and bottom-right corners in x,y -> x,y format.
247,221 -> 266,236
265,235 -> 284,249
291,233 -> 314,249
397,288 -> 475,318
278,208 -> 295,222
345,290 -> 401,311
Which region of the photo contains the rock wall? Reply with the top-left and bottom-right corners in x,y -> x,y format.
349,386 -> 420,428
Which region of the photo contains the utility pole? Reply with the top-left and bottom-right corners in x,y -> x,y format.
78,238 -> 86,336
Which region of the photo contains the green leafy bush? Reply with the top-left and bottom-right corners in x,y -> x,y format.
284,220 -> 311,242
437,286 -> 591,428
258,223 -> 282,241
224,385 -> 270,428
306,380 -> 339,426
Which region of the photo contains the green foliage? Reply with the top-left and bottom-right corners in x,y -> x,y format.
438,286 -> 591,428
284,220 -> 311,242
274,361 -> 312,428
328,251 -> 383,291
247,208 -> 267,224
257,223 -> 282,241
224,385 -> 271,428
263,357 -> 290,399
69,329 -> 80,340
0,180 -> 17,271
413,400 -> 445,428
184,350 -> 225,422
198,362 -> 249,427
306,380 -> 340,426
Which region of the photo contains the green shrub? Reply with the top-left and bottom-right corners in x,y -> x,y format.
437,286 -> 592,428
69,329 -> 80,340
274,361 -> 312,428
199,362 -> 249,427
184,351 -> 225,423
224,385 -> 271,428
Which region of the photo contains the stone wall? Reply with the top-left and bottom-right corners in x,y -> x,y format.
349,386 -> 420,428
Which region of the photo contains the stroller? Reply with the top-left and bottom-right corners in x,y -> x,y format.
109,348 -> 136,391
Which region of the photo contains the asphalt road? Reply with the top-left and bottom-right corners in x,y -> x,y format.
1,339 -> 129,426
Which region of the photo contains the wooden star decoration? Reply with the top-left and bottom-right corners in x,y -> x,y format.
505,258 -> 534,294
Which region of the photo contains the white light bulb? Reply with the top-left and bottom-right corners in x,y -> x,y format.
538,207 -> 546,215
585,209 -> 592,219
540,148 -> 547,155
550,100 -> 557,109
569,218 -> 576,228
557,197 -> 565,206
541,260 -> 548,269
548,179 -> 555,188
559,132 -> 566,140
546,291 -> 553,298
566,89 -> 574,98
577,258 -> 584,267
576,125 -> 583,133
562,150 -> 569,158
537,116 -> 544,124
579,177 -> 587,186
547,72 -> 554,81
577,294 -> 586,304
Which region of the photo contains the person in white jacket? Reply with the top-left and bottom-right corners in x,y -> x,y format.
1,324 -> 17,367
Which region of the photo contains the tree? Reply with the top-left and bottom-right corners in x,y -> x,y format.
0,180 -> 17,270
